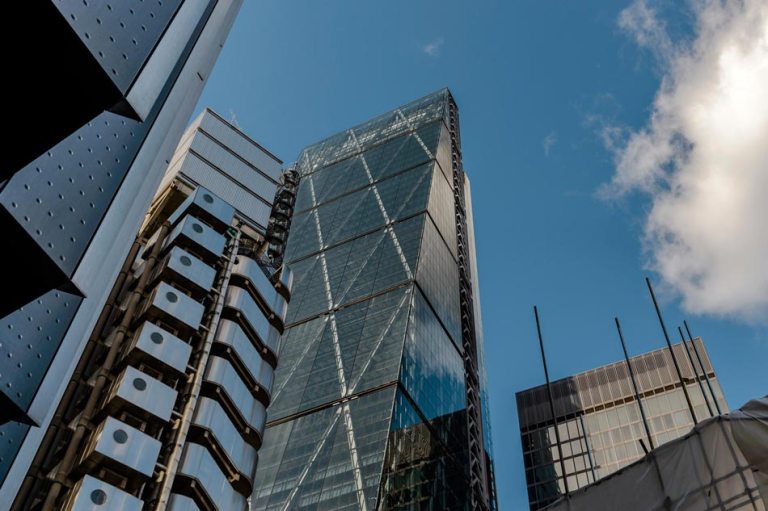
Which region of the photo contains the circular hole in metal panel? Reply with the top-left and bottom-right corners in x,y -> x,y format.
90,489 -> 107,505
150,332 -> 164,344
203,193 -> 214,204
179,255 -> 192,267
192,223 -> 204,233
166,292 -> 178,303
113,429 -> 128,444
132,377 -> 147,391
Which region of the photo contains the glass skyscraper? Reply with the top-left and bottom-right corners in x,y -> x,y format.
252,89 -> 497,510
516,339 -> 727,511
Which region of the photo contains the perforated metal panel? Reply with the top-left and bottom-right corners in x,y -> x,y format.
0,422 -> 30,486
0,290 -> 82,420
0,112 -> 148,277
54,0 -> 184,93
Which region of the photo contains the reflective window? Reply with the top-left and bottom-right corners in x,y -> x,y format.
400,288 -> 465,438
253,386 -> 397,510
379,390 -> 470,510
286,162 -> 436,263
285,215 -> 425,325
269,287 -> 412,421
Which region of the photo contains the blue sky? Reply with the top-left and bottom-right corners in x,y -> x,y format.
195,2 -> 768,509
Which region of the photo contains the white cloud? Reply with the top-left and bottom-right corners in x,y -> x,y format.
423,37 -> 444,57
542,131 -> 558,156
618,0 -> 674,63
604,0 -> 768,321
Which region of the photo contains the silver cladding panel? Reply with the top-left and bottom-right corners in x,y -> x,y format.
131,321 -> 192,375
164,215 -> 226,260
90,417 -> 161,477
232,256 -> 287,321
193,396 -> 257,479
126,0 -> 212,119
149,282 -> 205,331
66,475 -> 143,511
172,152 -> 273,230
215,319 -> 275,394
0,1 -> 243,506
167,185 -> 235,231
178,443 -> 247,510
165,246 -> 217,293
197,110 -> 283,181
223,287 -> 280,355
113,366 -> 177,422
167,494 -> 201,511
204,356 -> 267,435
188,132 -> 278,202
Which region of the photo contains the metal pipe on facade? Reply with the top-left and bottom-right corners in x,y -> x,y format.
677,326 -> 714,417
153,228 -> 241,511
42,223 -> 170,511
645,278 -> 698,424
533,306 -> 569,497
12,238 -> 144,511
683,321 -> 722,415
614,317 -> 655,450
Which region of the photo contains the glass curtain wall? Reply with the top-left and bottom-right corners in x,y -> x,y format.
252,90 -> 493,510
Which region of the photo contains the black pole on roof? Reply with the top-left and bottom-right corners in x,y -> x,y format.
533,306 -> 569,497
614,317 -> 655,450
683,320 -> 723,415
677,326 -> 714,417
645,278 -> 698,424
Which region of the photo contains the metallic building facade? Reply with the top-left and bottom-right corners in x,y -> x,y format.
7,109 -> 296,511
251,89 -> 497,510
0,0 -> 242,425
0,0 -> 242,502
516,339 -> 727,511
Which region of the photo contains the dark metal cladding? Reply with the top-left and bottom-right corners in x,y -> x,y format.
446,92 -> 496,511
0,0 -> 220,427
53,0 -> 184,93
3,0 -> 184,181
0,290 -> 82,485
0,113 -> 148,283
0,423 -> 30,488
266,169 -> 299,265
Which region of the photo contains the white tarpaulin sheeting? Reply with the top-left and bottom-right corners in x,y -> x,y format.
546,397 -> 768,511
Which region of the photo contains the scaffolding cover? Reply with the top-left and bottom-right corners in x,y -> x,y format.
546,397 -> 768,511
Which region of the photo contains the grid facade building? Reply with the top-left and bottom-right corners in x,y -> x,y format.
6,109 -> 295,511
516,339 -> 727,510
0,0 -> 243,498
251,89 -> 497,510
